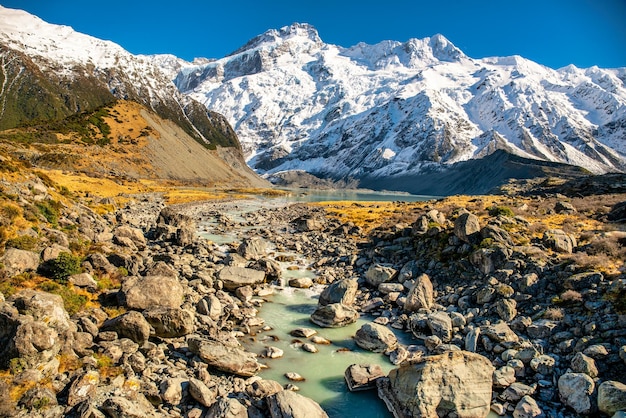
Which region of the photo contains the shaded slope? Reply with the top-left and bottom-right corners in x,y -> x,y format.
358,150 -> 591,196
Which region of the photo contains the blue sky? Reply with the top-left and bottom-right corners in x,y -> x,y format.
2,0 -> 625,69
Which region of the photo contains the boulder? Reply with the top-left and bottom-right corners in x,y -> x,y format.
454,212 -> 481,243
247,379 -> 283,398
10,289 -> 72,332
119,275 -> 184,310
427,311 -> 453,342
143,307 -> 195,338
470,246 -> 511,275
404,273 -> 433,312
237,237 -> 269,260
266,390 -> 328,418
558,372 -> 595,415
496,298 -> 517,321
570,352 -> 598,378
365,264 -> 397,287
218,266 -> 266,291
483,321 -> 519,344
187,336 -> 262,377
378,351 -> 493,418
289,277 -> 314,288
113,225 -> 146,250
67,371 -> 99,407
1,248 -> 39,277
101,311 -> 151,344
542,229 -> 576,254
513,395 -> 544,418
68,273 -> 98,292
310,303 -> 359,328
160,377 -> 189,405
207,397 -> 248,418
318,278 -> 358,306
527,319 -> 558,340
197,294 -> 222,320
344,364 -> 385,391
354,323 -> 398,353
101,395 -> 158,418
598,381 -> 626,417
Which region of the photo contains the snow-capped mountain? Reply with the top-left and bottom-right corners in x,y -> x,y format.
0,5 -> 239,152
172,23 -> 626,183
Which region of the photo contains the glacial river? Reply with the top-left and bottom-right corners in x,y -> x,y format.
199,189 -> 435,417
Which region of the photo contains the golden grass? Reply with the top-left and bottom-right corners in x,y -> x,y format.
313,200 -> 426,232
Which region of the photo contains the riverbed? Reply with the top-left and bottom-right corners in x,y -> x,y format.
195,189 -> 433,417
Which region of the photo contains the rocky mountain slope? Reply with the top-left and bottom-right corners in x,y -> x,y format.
171,24 -> 626,189
0,5 -> 264,187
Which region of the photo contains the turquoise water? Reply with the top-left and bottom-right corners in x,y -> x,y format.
244,288 -> 400,418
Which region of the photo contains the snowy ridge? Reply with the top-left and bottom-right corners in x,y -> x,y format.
171,23 -> 626,181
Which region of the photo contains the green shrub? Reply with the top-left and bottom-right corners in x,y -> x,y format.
35,200 -> 61,226
44,252 -> 82,283
5,235 -> 39,251
488,206 -> 515,217
38,280 -> 87,315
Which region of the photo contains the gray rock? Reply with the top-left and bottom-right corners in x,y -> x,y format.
565,271 -> 604,291
160,377 -> 189,405
344,364 -> 385,391
598,381 -> 626,417
571,352 -> 598,378
218,266 -> 266,291
119,275 -> 185,309
365,264 -> 397,287
379,351 -> 493,418
310,303 -> 359,328
427,311 -> 453,342
484,321 -> 519,344
289,277 -> 314,288
189,377 -> 215,407
143,307 -> 195,338
481,224 -> 515,247
404,273 -> 433,312
188,336 -> 262,377
18,386 -> 58,411
68,273 -> 98,291
620,345 -> 626,364
465,327 -> 480,352
207,397 -> 248,418
496,298 -> 518,321
529,355 -> 556,375
101,311 -> 151,344
10,289 -> 72,332
513,395 -> 544,418
67,371 -> 99,407
247,379 -> 283,398
542,229 -> 576,253
197,294 -> 222,320
500,383 -> 535,402
266,389 -> 328,418
527,319 -> 558,339
354,323 -> 398,353
101,395 -> 158,418
454,212 -> 481,243
558,372 -> 595,415
1,248 -> 39,277
237,237 -> 269,260
113,225 -> 146,249
493,366 -> 516,388
319,278 -> 358,306
290,328 -> 317,338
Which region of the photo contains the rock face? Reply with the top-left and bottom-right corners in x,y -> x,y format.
118,275 -> 185,309
0,249 -> 40,277
379,351 -> 494,418
558,372 -> 595,415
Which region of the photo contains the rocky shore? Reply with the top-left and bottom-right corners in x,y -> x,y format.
1,173 -> 625,417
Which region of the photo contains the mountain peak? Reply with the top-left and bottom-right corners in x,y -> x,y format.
228,23 -> 321,56
427,33 -> 464,61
